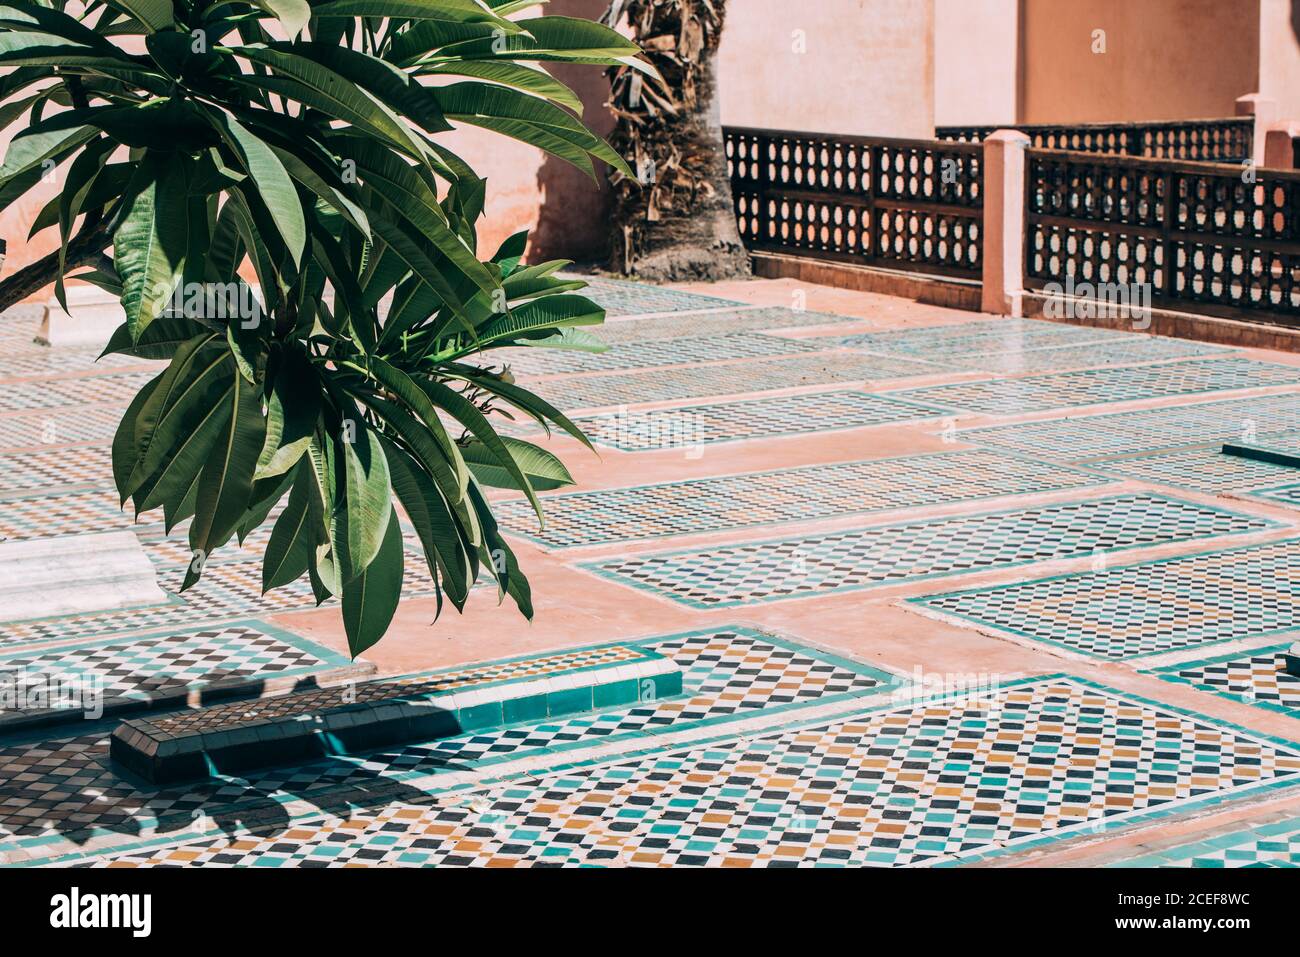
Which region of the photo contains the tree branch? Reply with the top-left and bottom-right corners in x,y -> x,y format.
0,221 -> 113,314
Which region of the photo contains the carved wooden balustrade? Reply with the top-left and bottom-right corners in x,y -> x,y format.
723,126 -> 983,279
1025,150 -> 1300,325
937,118 -> 1253,164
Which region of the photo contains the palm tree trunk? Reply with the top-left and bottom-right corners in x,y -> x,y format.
603,0 -> 750,281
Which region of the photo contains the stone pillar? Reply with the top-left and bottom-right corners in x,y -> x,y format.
980,129 -> 1031,317
1263,122 -> 1300,171
1236,93 -> 1278,166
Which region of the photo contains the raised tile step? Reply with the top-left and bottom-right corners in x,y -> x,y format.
1222,435 -> 1300,470
110,644 -> 683,785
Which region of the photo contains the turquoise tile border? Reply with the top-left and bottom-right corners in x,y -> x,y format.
2,626 -> 905,856
1144,643 -> 1300,721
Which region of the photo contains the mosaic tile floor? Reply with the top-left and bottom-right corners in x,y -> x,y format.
498,450 -> 1105,549
889,358 -> 1300,415
0,487 -> 155,541
0,347 -> 154,381
582,493 -> 1274,608
565,276 -> 743,317
536,352 -> 943,410
0,622 -> 350,704
955,394 -> 1300,460
0,446 -> 113,494
1113,818 -> 1300,868
940,337 -> 1229,375
0,372 -> 154,412
597,307 -> 855,345
566,390 -> 940,451
69,677 -> 1300,868
913,539 -> 1300,660
1148,644 -> 1300,720
0,405 -> 122,450
0,629 -> 895,849
1084,446 -> 1300,493
833,318 -> 1130,358
499,332 -> 825,377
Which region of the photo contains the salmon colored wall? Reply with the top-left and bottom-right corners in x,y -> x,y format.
1259,0 -> 1300,119
717,0 -> 936,138
934,0 -> 1018,127
1020,0 -> 1261,123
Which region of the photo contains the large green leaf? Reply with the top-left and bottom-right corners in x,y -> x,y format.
102,0 -> 175,33
186,370 -> 268,583
332,416 -> 392,584
209,110 -> 307,268
341,502 -> 404,658
252,0 -> 310,38
263,462 -> 316,591
380,433 -> 474,609
462,436 -> 574,492
114,155 -> 192,340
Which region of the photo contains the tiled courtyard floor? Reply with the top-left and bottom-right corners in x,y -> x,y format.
3,278 -> 1300,867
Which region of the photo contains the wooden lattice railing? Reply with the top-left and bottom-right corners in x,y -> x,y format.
1025,150 -> 1300,325
937,117 -> 1254,164
723,126 -> 983,279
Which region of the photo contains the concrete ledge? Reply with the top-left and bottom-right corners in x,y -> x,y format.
0,531 -> 167,622
111,645 -> 684,785
37,286 -> 125,350
750,252 -> 983,312
1022,291 -> 1300,352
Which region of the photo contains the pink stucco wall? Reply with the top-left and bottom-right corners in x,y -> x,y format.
934,0 -> 1018,127
1259,0 -> 1300,119
717,0 -> 936,138
1019,0 -> 1261,123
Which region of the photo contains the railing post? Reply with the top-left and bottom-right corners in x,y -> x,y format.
1264,122 -> 1300,170
1236,93 -> 1278,166
981,129 -> 1032,317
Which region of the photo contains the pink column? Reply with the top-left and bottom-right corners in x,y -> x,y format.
980,130 -> 1031,318
1263,123 -> 1300,170
1236,93 -> 1279,166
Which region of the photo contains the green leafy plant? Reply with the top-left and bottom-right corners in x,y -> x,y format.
0,0 -> 650,654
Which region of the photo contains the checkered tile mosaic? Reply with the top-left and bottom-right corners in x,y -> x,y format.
598,307 -> 855,345
0,405 -> 122,450
569,276 -> 743,317
835,318 -> 1128,359
955,394 -> 1300,460
1113,817 -> 1300,868
0,372 -> 153,413
0,487 -> 155,541
888,358 -> 1300,415
0,346 -> 154,381
941,338 -> 1228,375
72,678 -> 1300,868
1087,446 -> 1300,493
498,332 -> 826,377
913,539 -> 1300,660
0,446 -> 113,493
1148,644 -> 1300,720
537,352 -> 943,410
0,623 -> 349,705
0,629 -> 892,846
497,450 -> 1105,549
582,494 -> 1274,608
567,390 -> 940,451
